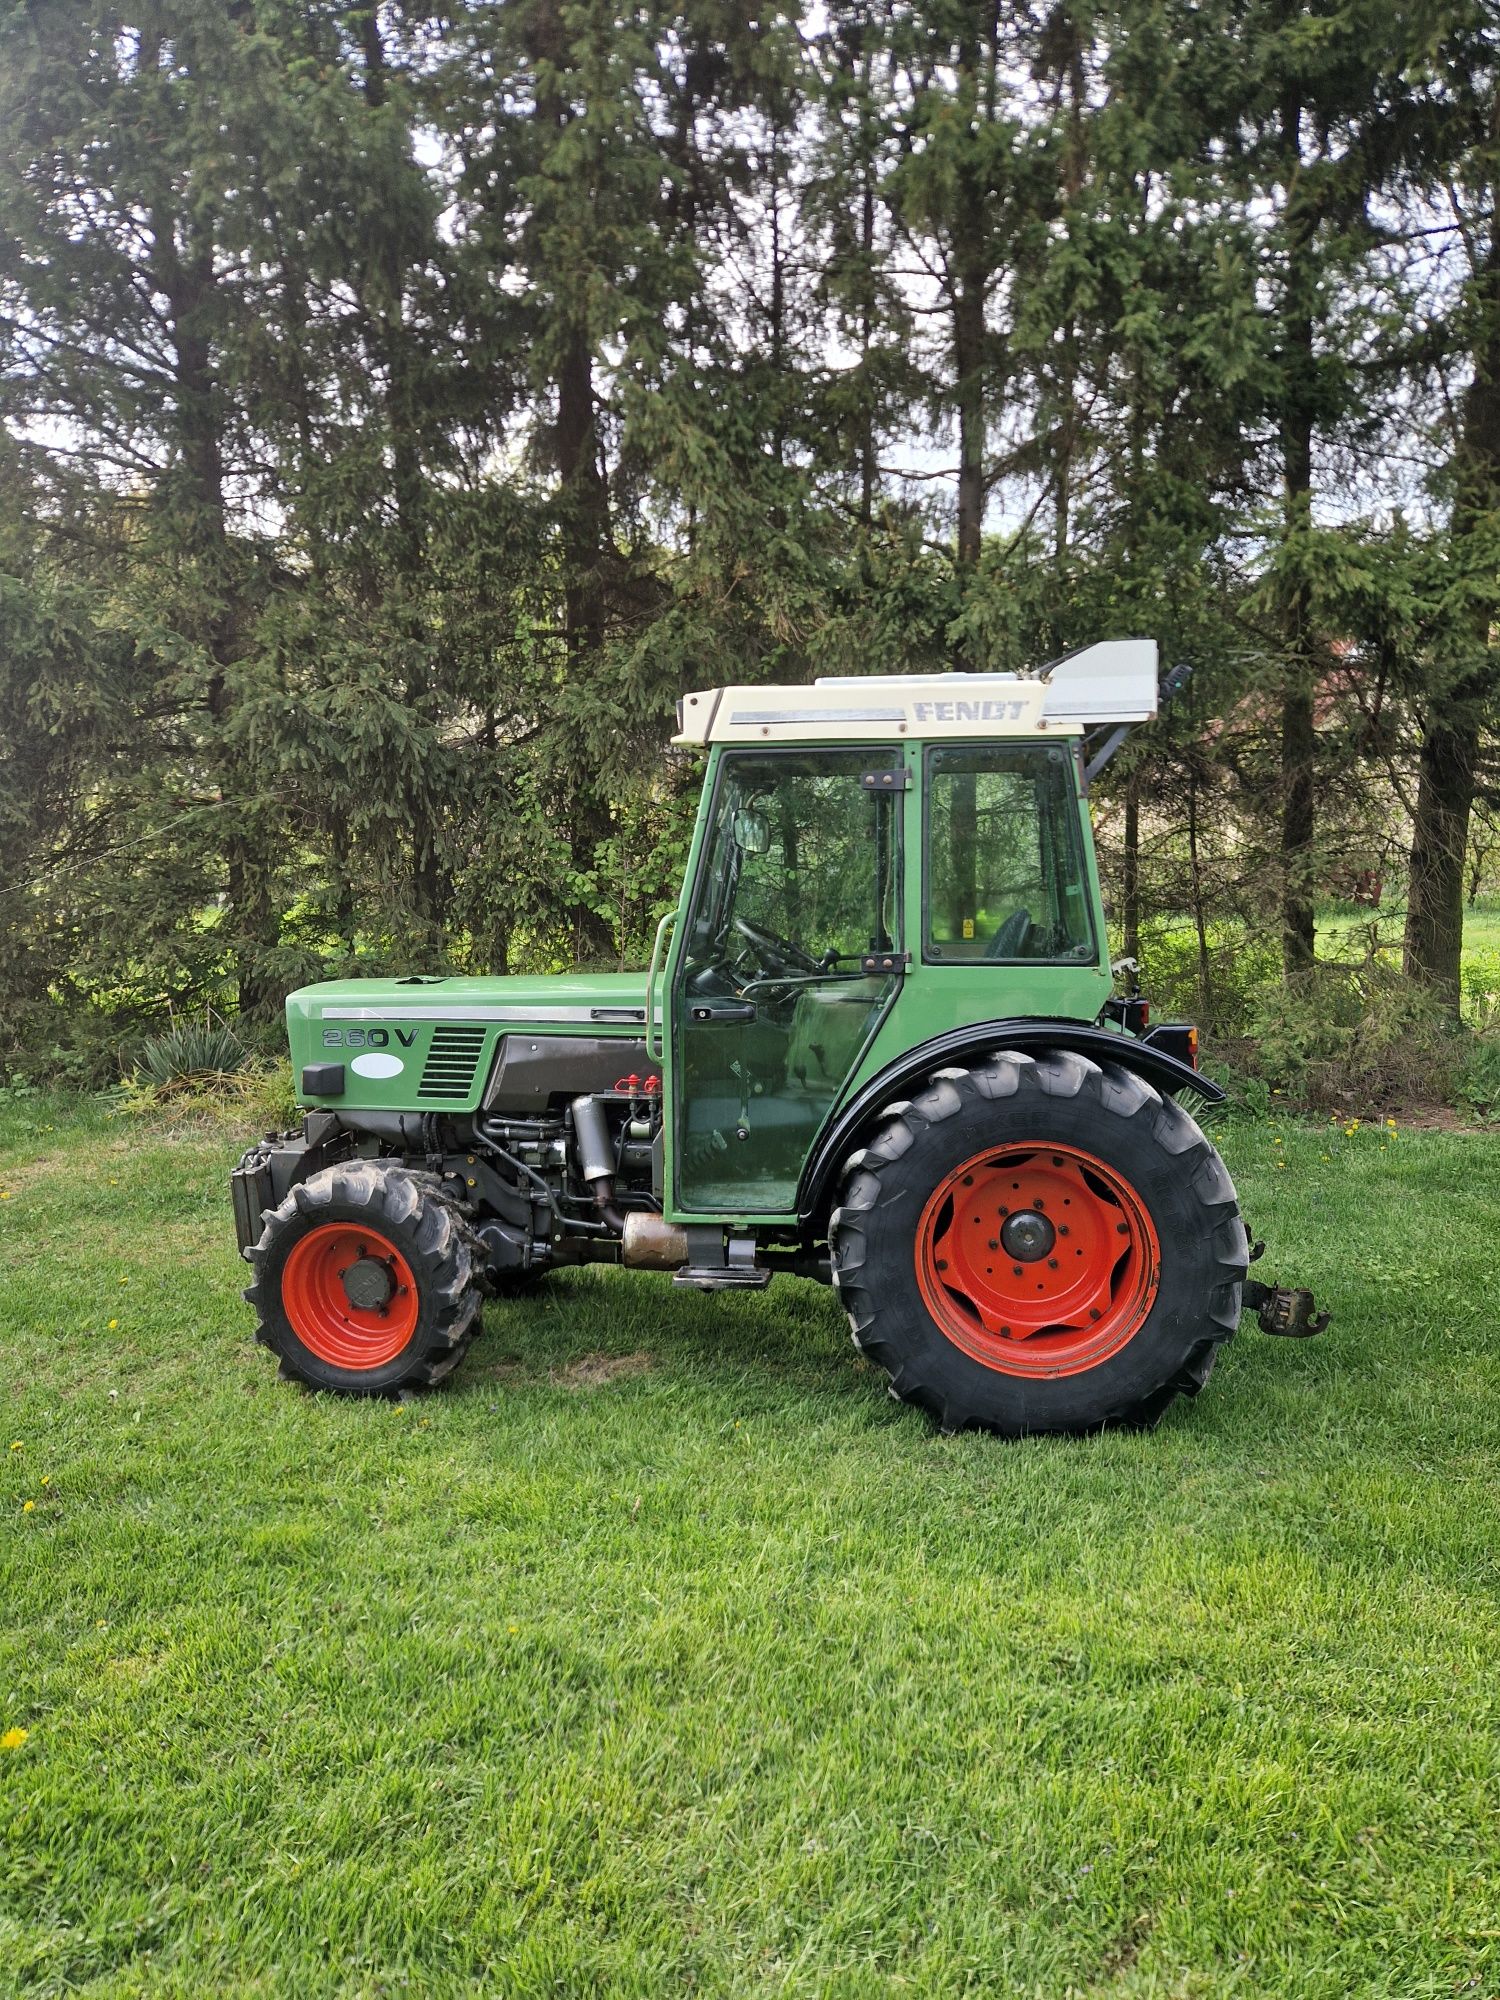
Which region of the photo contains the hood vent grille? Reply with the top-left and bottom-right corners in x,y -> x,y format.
417,1023 -> 490,1101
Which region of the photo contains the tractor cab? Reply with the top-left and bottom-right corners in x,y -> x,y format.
660,644 -> 1152,1215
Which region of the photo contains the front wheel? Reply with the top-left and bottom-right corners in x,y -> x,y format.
830,1049 -> 1247,1436
245,1161 -> 481,1394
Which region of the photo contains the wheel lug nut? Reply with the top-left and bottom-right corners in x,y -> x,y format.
1047,1258 -> 1059,1269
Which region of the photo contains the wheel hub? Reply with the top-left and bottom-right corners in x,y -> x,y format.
915,1142 -> 1160,1378
999,1209 -> 1054,1262
341,1254 -> 395,1313
281,1222 -> 419,1370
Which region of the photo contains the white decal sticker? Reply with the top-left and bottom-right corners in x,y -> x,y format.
350,1052 -> 404,1080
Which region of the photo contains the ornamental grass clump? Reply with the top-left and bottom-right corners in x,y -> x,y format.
133,1015 -> 250,1095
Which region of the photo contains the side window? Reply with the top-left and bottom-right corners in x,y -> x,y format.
924,745 -> 1096,964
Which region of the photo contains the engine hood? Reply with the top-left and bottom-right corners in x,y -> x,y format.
286,972 -> 651,1112
288,971 -> 649,1026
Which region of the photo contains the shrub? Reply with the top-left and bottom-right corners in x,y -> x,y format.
1228,963 -> 1468,1112
134,1015 -> 251,1094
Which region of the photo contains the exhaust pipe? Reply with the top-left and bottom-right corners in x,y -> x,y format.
571,1094 -> 626,1234
621,1212 -> 689,1269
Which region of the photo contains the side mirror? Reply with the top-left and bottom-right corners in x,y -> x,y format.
732,809 -> 770,856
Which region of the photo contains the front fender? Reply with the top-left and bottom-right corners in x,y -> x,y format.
797,1018 -> 1222,1227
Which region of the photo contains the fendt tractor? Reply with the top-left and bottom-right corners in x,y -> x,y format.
231,641 -> 1327,1437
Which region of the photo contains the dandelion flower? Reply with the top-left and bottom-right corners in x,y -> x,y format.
107,1319 -> 118,1331
21,1500 -> 35,1514
0,1727 -> 27,1751
39,1476 -> 50,1488
9,1441 -> 20,1452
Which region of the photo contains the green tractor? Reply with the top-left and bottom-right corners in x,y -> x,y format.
231,642 -> 1326,1436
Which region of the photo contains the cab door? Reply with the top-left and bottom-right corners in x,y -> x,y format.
668,746 -> 905,1215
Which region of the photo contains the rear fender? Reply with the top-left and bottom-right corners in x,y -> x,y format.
797,1018 -> 1222,1228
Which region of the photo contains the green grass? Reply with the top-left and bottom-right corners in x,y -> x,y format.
2,1099 -> 1498,1998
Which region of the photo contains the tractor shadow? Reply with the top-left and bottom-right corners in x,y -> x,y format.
456,1264 -> 873,1410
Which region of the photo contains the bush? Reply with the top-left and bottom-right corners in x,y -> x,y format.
1456,1036 -> 1500,1122
1131,919 -> 1282,1039
133,1015 -> 250,1094
1223,963 -> 1473,1112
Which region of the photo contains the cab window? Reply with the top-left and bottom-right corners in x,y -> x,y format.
924,744 -> 1096,963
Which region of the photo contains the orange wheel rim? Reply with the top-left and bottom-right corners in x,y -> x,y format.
281,1223 -> 419,1369
915,1142 -> 1160,1377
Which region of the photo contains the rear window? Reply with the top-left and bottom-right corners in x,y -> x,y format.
924,745 -> 1096,964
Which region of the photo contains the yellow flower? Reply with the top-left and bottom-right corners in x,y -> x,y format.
21,1500 -> 35,1513
1385,1117 -> 1397,1129
0,1727 -> 27,1751
9,1441 -> 20,1452
107,1319 -> 118,1331
0,1191 -> 10,1200
39,1476 -> 50,1488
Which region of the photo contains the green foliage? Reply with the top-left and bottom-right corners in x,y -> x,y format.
0,0 -> 1495,1099
133,1017 -> 251,1095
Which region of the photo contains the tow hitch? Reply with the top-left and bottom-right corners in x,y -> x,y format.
1243,1279 -> 1331,1338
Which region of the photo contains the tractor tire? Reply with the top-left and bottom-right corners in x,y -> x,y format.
829,1049 -> 1246,1437
245,1161 -> 482,1395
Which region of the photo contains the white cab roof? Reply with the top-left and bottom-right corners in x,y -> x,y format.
673,640 -> 1159,745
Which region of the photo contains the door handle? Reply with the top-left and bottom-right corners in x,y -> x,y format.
689,1001 -> 757,1024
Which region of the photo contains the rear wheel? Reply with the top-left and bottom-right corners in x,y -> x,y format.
246,1161 -> 481,1394
830,1049 -> 1246,1436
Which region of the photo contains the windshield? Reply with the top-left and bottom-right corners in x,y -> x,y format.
687,749 -> 900,978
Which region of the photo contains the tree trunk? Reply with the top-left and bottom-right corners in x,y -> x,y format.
358,6 -> 447,935
534,2 -> 617,964
1403,718 -> 1477,1012
1277,86 -> 1319,982
1405,225 -> 1500,1005
951,11 -> 988,584
151,172 -> 278,1020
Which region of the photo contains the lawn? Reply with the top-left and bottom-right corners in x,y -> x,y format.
1,1096 -> 1498,1998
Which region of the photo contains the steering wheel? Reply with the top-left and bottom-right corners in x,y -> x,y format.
732,916 -> 822,979
986,907 -> 1034,960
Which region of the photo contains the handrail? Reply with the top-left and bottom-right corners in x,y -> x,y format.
645,908 -> 678,1063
